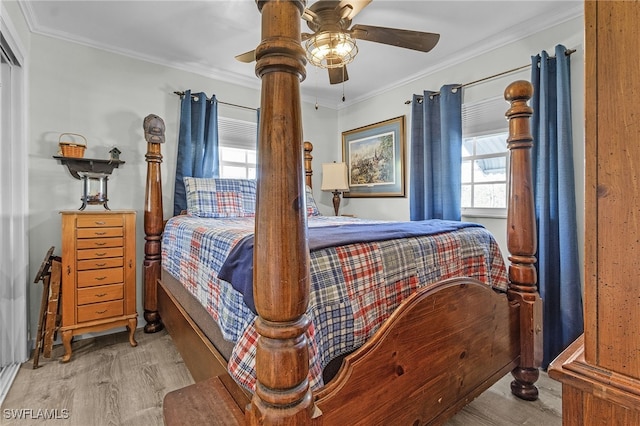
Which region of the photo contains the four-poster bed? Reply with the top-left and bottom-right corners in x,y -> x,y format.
141,1 -> 541,424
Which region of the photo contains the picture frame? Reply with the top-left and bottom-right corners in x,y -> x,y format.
342,115 -> 406,198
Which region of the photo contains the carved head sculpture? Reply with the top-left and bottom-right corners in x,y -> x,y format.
143,114 -> 165,144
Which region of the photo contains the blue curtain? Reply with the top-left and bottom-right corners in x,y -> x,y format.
410,85 -> 462,221
174,90 -> 219,215
530,44 -> 583,368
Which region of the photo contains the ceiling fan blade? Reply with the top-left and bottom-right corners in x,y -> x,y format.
351,25 -> 440,52
235,49 -> 256,63
328,64 -> 349,85
337,0 -> 372,20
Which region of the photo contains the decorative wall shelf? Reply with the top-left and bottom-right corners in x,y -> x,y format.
54,156 -> 125,210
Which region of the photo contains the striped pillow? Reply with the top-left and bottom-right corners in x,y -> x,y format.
184,177 -> 256,218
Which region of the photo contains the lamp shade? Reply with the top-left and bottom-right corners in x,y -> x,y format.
321,162 -> 349,191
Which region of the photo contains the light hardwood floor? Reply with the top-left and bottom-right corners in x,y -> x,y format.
1,330 -> 561,425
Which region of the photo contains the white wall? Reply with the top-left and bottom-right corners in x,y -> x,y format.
26,33 -> 337,340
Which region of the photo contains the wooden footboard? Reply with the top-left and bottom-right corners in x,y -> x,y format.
161,275 -> 521,425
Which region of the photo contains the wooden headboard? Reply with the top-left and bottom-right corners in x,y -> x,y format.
304,141 -> 313,188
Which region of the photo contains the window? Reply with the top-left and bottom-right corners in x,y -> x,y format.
461,97 -> 510,217
218,116 -> 257,179
461,133 -> 509,214
219,146 -> 256,179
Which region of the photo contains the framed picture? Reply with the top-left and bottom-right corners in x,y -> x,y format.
342,115 -> 406,198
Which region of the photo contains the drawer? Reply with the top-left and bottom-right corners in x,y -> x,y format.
77,267 -> 123,288
77,257 -> 123,271
77,299 -> 123,323
76,216 -> 124,228
76,237 -> 123,250
77,247 -> 123,260
77,227 -> 123,239
77,283 -> 123,305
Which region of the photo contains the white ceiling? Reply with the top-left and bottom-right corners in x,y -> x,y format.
20,0 -> 583,109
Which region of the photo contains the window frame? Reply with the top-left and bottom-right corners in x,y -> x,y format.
219,145 -> 256,179
461,131 -> 510,218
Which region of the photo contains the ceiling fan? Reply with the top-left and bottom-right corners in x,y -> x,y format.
235,0 -> 440,85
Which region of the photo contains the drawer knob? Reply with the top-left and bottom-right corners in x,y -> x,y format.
95,252 -> 106,256
94,242 -> 107,246
95,221 -> 106,225
95,263 -> 107,267
94,231 -> 107,236
95,293 -> 107,297
95,310 -> 107,314
95,276 -> 107,281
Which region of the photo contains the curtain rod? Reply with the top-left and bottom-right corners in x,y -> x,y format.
173,91 -> 257,111
405,48 -> 576,104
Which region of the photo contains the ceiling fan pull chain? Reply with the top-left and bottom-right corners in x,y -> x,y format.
342,67 -> 346,102
314,67 -> 319,110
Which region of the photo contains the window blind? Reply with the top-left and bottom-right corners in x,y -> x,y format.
219,116 -> 257,150
462,96 -> 509,137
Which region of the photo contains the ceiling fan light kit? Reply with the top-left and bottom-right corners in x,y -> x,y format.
305,31 -> 358,69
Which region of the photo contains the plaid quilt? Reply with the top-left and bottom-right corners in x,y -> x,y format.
162,215 -> 508,392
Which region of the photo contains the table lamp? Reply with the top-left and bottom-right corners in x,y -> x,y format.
321,162 -> 349,216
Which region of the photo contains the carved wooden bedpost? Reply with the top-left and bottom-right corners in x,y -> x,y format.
246,0 -> 314,424
504,81 -> 542,400
304,141 -> 313,188
142,114 -> 165,333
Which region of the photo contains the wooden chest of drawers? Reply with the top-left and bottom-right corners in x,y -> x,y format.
60,211 -> 137,361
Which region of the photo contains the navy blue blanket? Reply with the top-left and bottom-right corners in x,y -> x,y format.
218,219 -> 482,313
